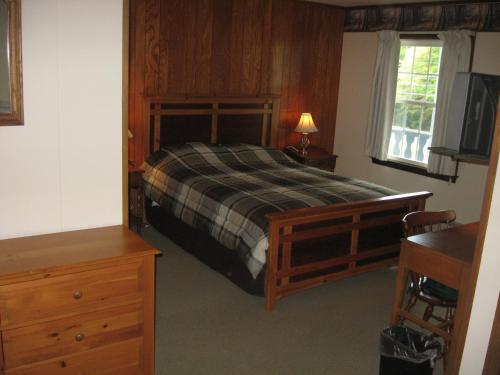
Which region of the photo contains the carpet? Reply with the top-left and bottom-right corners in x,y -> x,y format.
141,226 -> 443,375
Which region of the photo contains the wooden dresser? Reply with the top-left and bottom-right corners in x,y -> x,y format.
0,226 -> 159,375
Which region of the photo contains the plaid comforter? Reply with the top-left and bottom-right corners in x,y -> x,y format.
142,143 -> 399,278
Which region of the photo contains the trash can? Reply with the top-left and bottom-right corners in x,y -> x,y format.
379,325 -> 442,375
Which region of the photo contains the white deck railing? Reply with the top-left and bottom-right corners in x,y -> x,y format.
389,127 -> 432,163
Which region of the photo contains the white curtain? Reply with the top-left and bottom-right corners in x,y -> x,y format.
427,30 -> 475,175
365,31 -> 400,161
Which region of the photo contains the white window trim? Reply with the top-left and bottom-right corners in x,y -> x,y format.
388,155 -> 428,169
400,39 -> 443,48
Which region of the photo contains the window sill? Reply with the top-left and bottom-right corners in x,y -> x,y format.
371,157 -> 457,183
387,155 -> 428,169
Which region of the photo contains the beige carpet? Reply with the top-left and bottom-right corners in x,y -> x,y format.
142,226 -> 443,375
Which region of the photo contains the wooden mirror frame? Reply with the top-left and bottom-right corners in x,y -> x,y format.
0,0 -> 23,126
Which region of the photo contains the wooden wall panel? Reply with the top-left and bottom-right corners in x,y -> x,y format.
159,0 -> 214,95
144,0 -> 161,95
211,0 -> 232,95
128,0 -> 344,166
129,0 -> 147,166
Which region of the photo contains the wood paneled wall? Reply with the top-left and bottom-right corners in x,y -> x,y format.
128,0 -> 344,166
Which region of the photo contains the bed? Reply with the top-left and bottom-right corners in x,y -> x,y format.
142,96 -> 432,311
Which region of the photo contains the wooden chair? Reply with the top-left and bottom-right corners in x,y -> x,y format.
401,210 -> 458,334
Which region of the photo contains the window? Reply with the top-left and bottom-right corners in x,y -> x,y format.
367,30 -> 473,181
387,39 -> 443,166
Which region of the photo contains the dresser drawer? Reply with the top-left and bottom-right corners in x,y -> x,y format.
4,338 -> 144,375
2,302 -> 143,369
0,261 -> 143,327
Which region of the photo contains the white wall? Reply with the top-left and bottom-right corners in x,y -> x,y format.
334,33 -> 500,223
459,37 -> 500,372
460,158 -> 500,373
0,0 -> 123,239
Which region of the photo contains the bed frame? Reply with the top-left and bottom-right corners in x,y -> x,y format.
144,96 -> 432,311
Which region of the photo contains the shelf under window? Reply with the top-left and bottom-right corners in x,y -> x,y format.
428,147 -> 489,166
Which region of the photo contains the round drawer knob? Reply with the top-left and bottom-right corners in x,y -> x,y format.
73,291 -> 83,300
75,333 -> 85,342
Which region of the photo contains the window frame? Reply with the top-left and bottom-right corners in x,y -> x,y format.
387,37 -> 443,168
0,0 -> 23,126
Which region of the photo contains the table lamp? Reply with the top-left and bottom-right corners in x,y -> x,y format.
295,113 -> 318,156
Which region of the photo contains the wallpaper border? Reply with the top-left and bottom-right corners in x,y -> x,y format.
345,2 -> 500,32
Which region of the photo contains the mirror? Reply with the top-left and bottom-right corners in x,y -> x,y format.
0,0 -> 23,126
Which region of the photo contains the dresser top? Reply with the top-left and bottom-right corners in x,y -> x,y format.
0,226 -> 159,284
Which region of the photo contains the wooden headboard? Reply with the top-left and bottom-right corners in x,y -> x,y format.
146,96 -> 280,156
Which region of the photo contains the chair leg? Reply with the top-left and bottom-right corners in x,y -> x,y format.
447,306 -> 454,320
445,307 -> 454,333
423,304 -> 434,321
443,341 -> 449,373
405,294 -> 417,312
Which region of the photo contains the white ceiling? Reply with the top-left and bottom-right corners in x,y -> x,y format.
305,0 -> 445,7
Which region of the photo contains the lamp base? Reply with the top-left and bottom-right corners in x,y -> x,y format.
299,133 -> 310,156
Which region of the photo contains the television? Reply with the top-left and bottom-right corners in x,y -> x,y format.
444,72 -> 500,158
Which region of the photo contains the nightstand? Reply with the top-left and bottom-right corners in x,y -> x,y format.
129,166 -> 145,233
284,146 -> 338,172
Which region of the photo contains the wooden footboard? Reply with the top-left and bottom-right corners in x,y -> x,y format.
264,191 -> 432,311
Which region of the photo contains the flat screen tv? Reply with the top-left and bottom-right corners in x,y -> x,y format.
444,72 -> 500,158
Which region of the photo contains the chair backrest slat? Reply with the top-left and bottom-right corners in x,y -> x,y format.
402,210 -> 456,238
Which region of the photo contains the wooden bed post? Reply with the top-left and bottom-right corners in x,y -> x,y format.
261,103 -> 269,146
349,214 -> 360,270
270,99 -> 280,147
418,197 -> 427,211
211,103 -> 218,144
265,222 -> 280,312
281,226 -> 293,287
153,103 -> 161,152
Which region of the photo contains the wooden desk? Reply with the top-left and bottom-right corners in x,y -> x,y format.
390,222 -> 478,341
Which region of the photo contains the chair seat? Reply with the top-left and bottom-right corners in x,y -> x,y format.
421,278 -> 458,303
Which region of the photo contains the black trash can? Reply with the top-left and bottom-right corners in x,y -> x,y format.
379,325 -> 442,375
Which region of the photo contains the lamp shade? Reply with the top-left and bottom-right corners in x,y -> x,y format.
294,113 -> 318,134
